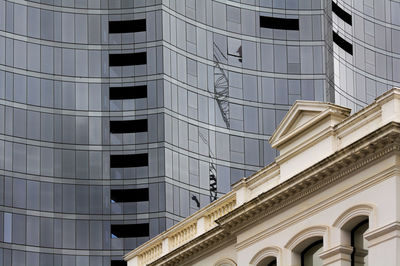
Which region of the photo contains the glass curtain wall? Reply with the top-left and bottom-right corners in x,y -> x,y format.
0,0 -> 396,265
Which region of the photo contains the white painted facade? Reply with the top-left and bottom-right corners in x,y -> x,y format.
125,88 -> 400,266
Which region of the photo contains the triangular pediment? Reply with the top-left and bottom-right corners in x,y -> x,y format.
269,101 -> 351,150
281,110 -> 321,137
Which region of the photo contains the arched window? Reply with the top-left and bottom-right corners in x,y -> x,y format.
250,246 -> 280,266
285,226 -> 327,266
214,258 -> 237,266
351,219 -> 368,266
256,257 -> 277,266
333,205 -> 373,266
301,240 -> 323,266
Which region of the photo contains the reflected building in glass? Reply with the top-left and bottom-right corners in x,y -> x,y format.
0,0 -> 398,265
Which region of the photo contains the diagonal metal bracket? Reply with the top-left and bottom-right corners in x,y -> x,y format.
199,132 -> 218,202
213,42 -> 230,129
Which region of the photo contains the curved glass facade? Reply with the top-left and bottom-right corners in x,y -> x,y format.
332,0 -> 400,111
0,0 -> 396,265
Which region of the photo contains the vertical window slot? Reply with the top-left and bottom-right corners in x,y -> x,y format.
109,85 -> 147,100
111,261 -> 127,266
332,1 -> 352,25
110,154 -> 148,168
111,223 -> 149,238
111,188 -> 149,202
109,19 -> 146,33
260,16 -> 299,30
109,52 -> 146,66
110,119 -> 148,134
333,31 -> 353,55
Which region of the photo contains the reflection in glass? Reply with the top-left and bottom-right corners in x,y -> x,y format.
257,257 -> 277,266
351,220 -> 369,266
302,240 -> 323,266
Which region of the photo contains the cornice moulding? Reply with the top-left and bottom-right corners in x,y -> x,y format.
149,123 -> 400,265
218,123 -> 400,229
126,89 -> 400,266
364,221 -> 400,247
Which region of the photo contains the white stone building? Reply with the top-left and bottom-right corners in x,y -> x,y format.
125,88 -> 400,266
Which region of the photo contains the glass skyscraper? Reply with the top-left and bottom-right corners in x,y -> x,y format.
0,0 -> 398,265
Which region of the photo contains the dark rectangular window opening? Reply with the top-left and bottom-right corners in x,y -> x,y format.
110,153 -> 148,168
333,31 -> 353,55
110,119 -> 148,134
109,52 -> 146,66
111,188 -> 149,202
260,16 -> 299,30
109,85 -> 147,100
111,223 -> 149,238
109,19 -> 146,33
111,261 -> 127,266
332,1 -> 352,25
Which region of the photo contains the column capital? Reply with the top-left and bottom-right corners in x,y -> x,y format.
319,245 -> 353,265
365,221 -> 400,248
